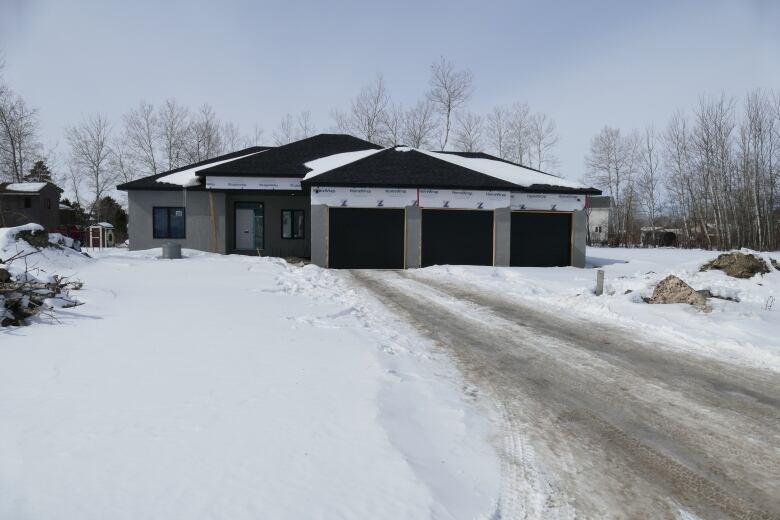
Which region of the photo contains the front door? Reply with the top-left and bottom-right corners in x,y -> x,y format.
235,202 -> 264,251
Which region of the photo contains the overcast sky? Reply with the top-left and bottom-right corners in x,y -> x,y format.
1,0 -> 779,181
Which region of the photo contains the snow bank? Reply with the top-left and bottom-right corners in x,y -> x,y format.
0,224 -> 90,283
302,148 -> 384,180
156,150 -> 266,187
420,247 -> 780,371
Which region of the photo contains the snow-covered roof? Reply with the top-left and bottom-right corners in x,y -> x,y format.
303,149 -> 385,180
93,222 -> 114,229
156,151 -> 266,187
303,145 -> 593,191
3,182 -> 48,193
418,150 -> 590,190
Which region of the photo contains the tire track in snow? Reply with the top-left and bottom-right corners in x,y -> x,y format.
351,270 -> 779,520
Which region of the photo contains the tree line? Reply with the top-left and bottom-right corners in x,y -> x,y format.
585,91 -> 780,251
1,55 -> 562,221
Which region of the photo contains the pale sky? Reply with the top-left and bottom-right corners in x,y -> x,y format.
1,0 -> 779,182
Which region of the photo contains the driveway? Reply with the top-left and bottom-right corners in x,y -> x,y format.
351,270 -> 780,520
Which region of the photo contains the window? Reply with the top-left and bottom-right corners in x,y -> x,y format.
24,197 -> 32,208
45,198 -> 51,209
281,209 -> 305,239
153,207 -> 186,239
594,225 -> 602,233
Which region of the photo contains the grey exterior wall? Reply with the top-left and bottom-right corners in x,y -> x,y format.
572,209 -> 587,268
0,185 -> 60,229
128,190 -> 227,253
494,207 -> 510,267
310,204 -> 328,267
224,192 -> 310,258
405,206 -> 421,269
127,189 -> 311,257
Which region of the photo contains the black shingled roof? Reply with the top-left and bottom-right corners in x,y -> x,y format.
197,134 -> 381,178
301,148 -> 601,194
117,146 -> 271,191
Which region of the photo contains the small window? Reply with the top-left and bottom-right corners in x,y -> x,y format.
594,225 -> 602,233
45,198 -> 51,209
24,197 -> 32,208
153,207 -> 186,239
281,209 -> 305,239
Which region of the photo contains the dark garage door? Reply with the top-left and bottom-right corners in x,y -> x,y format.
421,210 -> 494,267
329,208 -> 405,269
511,212 -> 572,267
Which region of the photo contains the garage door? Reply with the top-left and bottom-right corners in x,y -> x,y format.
421,210 -> 494,267
511,212 -> 572,266
329,208 -> 405,269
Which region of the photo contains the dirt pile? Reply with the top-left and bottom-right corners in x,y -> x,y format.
646,275 -> 710,311
700,252 -> 769,279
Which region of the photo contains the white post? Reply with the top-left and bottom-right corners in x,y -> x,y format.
595,269 -> 605,296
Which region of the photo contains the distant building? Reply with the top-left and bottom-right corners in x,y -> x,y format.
587,195 -> 613,245
0,182 -> 62,229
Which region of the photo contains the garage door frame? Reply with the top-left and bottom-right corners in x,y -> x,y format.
327,207 -> 407,269
510,210 -> 574,267
420,208 -> 496,267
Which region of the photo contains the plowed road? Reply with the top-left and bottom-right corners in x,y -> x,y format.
352,270 -> 780,520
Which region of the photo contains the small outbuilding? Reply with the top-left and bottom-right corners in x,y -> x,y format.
0,182 -> 62,229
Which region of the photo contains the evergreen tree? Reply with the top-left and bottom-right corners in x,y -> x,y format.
24,160 -> 53,183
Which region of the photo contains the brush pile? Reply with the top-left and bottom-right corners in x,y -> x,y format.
1,224 -> 87,326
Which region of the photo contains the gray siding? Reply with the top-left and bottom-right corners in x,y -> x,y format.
310,204 -> 328,267
494,207 -> 510,267
572,209 -> 587,268
405,206 -> 421,269
128,190 -> 227,253
224,192 -> 310,258
127,190 -> 311,258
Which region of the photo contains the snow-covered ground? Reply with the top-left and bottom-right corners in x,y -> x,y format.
0,244 -> 500,519
421,247 -> 780,372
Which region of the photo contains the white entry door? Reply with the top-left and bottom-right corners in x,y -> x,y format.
235,207 -> 255,250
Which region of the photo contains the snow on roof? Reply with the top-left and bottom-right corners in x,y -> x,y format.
156,151 -> 266,187
97,222 -> 114,229
4,182 -> 48,193
302,148 -> 385,180
418,150 -> 591,190
302,146 -> 591,190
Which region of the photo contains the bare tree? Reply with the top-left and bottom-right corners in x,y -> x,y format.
585,126 -> 638,245
247,124 -> 265,146
0,87 -> 41,182
274,111 -> 316,145
296,111 -> 315,140
66,114 -> 115,220
403,99 -> 439,149
452,112 -> 484,153
184,104 -> 223,162
637,127 -> 663,245
222,120 -> 245,151
507,102 -> 532,165
528,112 -> 559,171
381,103 -> 404,147
334,75 -> 389,145
123,100 -> 158,176
427,57 -> 473,150
158,99 -> 189,171
486,106 -> 511,159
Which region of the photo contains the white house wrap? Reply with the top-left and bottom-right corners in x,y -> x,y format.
206,176 -> 302,191
510,192 -> 586,211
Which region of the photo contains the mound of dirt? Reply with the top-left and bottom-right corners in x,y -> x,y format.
647,275 -> 709,311
700,252 -> 769,279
